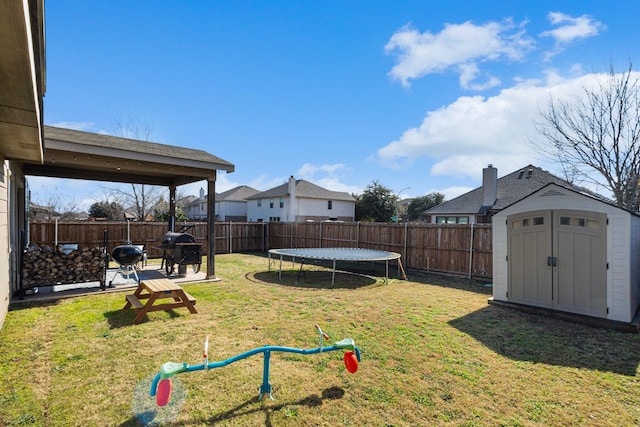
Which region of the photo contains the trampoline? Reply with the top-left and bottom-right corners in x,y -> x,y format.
268,247 -> 405,284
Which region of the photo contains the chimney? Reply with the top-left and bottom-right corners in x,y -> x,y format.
482,164 -> 497,207
199,188 -> 205,199
288,176 -> 296,198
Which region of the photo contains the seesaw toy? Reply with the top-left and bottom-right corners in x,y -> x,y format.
149,324 -> 361,406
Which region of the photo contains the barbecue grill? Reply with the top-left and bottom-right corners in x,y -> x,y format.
109,244 -> 143,286
160,228 -> 202,277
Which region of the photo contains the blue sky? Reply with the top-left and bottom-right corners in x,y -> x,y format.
32,1 -> 640,210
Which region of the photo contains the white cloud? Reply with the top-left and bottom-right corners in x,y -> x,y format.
375,70 -> 634,181
295,163 -> 361,193
458,63 -> 501,90
297,163 -> 350,178
385,19 -> 533,89
430,186 -> 476,201
46,121 -> 113,135
539,12 -> 605,60
178,173 -> 249,197
46,121 -> 95,131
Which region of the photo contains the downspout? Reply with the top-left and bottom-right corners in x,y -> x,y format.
468,223 -> 474,279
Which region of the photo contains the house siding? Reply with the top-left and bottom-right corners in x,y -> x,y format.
0,159 -> 10,328
296,198 -> 353,219
248,196 -> 354,222
493,184 -> 638,323
218,200 -> 248,221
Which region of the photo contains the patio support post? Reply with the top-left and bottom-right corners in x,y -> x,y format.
169,185 -> 176,232
206,176 -> 216,279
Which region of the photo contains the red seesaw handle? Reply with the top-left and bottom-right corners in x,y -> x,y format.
156,379 -> 172,407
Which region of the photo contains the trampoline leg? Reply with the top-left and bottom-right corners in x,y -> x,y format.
385,260 -> 389,284
296,259 -> 306,285
332,259 -> 336,284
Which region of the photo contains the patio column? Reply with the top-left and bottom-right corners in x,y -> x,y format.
207,176 -> 216,279
168,185 -> 176,232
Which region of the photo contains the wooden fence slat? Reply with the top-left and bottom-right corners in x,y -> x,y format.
29,221 -> 493,278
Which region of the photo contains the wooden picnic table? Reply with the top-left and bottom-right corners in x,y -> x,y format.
123,278 -> 197,324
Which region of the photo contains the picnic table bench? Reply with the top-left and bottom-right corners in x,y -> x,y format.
123,278 -> 197,324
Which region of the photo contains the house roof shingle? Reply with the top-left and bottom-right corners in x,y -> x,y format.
247,179 -> 355,202
218,185 -> 260,201
425,164 -> 612,215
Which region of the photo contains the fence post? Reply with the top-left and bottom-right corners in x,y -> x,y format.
468,223 -> 474,279
403,221 -> 408,266
229,221 -> 232,254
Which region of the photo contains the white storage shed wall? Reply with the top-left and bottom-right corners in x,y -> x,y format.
492,184 -> 640,323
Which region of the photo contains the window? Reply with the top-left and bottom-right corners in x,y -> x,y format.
279,197 -> 284,208
270,199 -> 274,208
328,200 -> 333,210
435,216 -> 469,224
257,199 -> 262,207
269,216 -> 281,222
512,216 -> 544,229
560,216 -> 600,229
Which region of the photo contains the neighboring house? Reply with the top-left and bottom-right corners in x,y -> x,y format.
186,186 -> 259,221
397,198 -> 413,222
424,164 -> 583,224
185,188 -> 218,221
29,202 -> 59,220
217,185 -> 260,221
246,176 -> 355,222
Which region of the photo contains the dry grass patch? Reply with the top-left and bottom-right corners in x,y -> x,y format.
1,253 -> 639,426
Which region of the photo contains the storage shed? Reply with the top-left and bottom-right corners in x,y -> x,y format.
492,183 -> 640,324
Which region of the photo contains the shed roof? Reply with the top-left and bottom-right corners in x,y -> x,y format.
247,179 -> 355,202
23,126 -> 235,187
425,165 -> 609,215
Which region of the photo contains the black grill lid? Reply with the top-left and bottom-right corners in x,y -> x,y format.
160,232 -> 196,249
111,245 -> 143,266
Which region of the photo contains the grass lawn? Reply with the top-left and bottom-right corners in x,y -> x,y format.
1,252 -> 639,426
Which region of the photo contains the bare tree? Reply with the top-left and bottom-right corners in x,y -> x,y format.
30,188 -> 82,220
113,113 -> 154,141
109,184 -> 166,221
534,63 -> 640,210
110,114 -> 166,220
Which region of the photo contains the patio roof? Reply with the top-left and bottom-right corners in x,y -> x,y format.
23,126 -> 235,187
0,0 -> 46,164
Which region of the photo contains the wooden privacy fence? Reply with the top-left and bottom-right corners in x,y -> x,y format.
28,221 -> 267,258
28,221 -> 493,279
268,222 -> 492,279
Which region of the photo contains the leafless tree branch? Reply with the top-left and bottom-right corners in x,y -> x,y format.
533,63 -> 640,210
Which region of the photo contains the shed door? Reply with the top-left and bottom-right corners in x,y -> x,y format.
507,210 -> 607,318
508,211 -> 553,308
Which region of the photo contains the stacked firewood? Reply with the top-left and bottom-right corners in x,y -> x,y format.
21,244 -> 107,288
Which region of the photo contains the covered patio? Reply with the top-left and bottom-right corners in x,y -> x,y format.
23,125 -> 234,281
